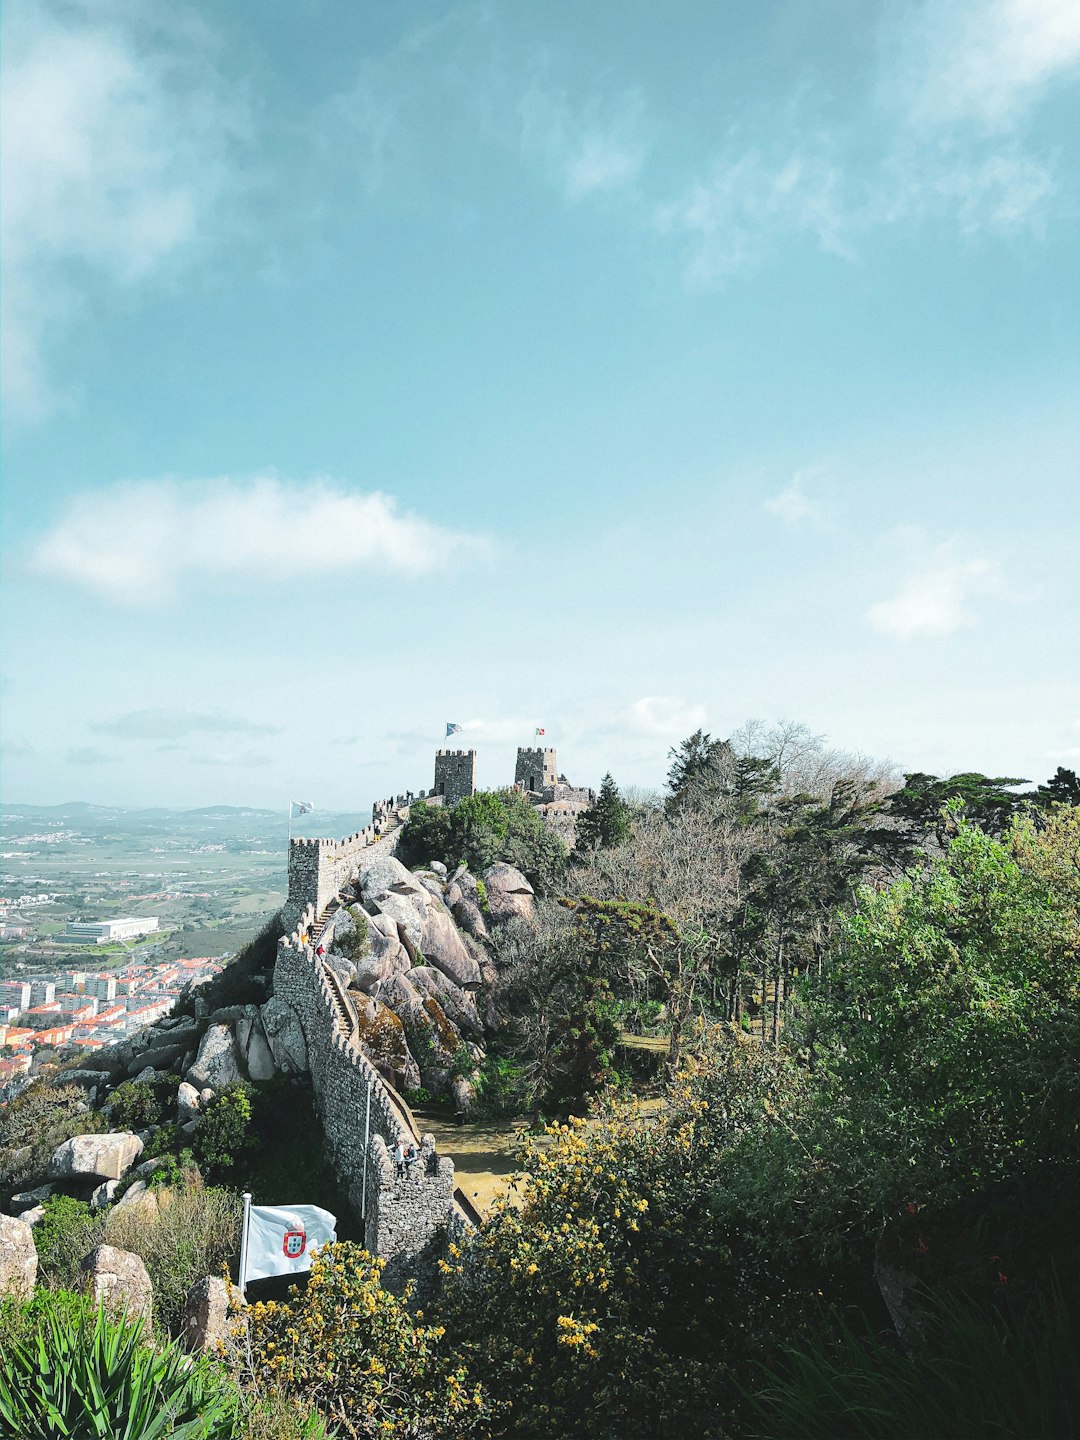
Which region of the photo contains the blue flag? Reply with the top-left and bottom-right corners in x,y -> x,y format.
446,722 -> 462,737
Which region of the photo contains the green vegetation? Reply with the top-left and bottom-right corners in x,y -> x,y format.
398,789 -> 568,893
0,1290 -> 238,1440
238,1243 -> 488,1439
574,773 -> 631,853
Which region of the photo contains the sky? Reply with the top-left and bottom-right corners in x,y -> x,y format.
1,0 -> 1078,812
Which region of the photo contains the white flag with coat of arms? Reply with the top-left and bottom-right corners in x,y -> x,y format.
242,1202 -> 337,1283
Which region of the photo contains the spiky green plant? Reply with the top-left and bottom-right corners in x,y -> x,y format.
0,1293 -> 237,1440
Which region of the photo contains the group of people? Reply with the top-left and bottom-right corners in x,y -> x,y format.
393,1140 -> 419,1178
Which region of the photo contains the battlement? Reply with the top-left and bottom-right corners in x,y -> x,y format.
515,746 -> 559,792
434,749 -> 477,807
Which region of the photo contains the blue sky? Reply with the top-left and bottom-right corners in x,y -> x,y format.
2,0 -> 1078,811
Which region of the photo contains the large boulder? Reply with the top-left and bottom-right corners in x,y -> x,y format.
451,897 -> 489,941
259,997 -> 308,1075
90,1180 -> 120,1210
186,1024 -> 242,1090
403,996 -> 463,1096
176,1081 -> 202,1123
369,891 -> 424,954
180,1275 -> 231,1354
352,944 -> 412,994
80,1245 -> 153,1330
409,967 -> 483,1039
9,1184 -> 54,1210
419,904 -> 482,988
483,863 -> 536,925
0,1216 -> 37,1296
244,1030 -> 276,1082
124,1042 -> 183,1075
48,1132 -> 143,1183
358,854 -> 427,904
55,1069 -> 112,1092
353,996 -> 421,1092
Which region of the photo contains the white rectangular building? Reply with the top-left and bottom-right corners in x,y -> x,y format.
63,917 -> 159,944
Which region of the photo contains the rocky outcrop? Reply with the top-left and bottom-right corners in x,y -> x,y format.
47,1131 -> 143,1183
180,1275 -> 231,1354
80,1245 -> 153,1330
409,966 -> 483,1040
186,1024 -> 242,1090
483,863 -> 535,924
177,1081 -> 202,1123
404,996 -> 463,1095
259,996 -> 308,1074
124,1042 -> 183,1075
353,995 -> 421,1093
420,904 -> 482,988
0,1216 -> 37,1297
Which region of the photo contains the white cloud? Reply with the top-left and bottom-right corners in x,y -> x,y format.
519,86 -> 647,201
765,467 -> 831,527
866,544 -> 1003,640
627,697 -> 707,738
896,0 -> 1080,131
0,0 -> 247,420
31,476 -> 491,604
656,143 -> 853,285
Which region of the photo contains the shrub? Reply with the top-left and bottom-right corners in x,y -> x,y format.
107,1077 -> 170,1130
398,789 -> 568,894
239,1243 -> 488,1439
34,1195 -> 106,1292
106,1174 -> 241,1335
193,1083 -> 255,1180
0,1288 -> 238,1440
0,1083 -> 105,1202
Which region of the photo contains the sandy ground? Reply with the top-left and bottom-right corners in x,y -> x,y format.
412,1105 -> 531,1216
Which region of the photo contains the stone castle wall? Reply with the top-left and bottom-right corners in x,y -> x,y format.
434,749 -> 477,807
274,927 -> 455,1292
515,747 -> 559,792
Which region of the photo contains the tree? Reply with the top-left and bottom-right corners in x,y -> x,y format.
1034,766 -> 1080,808
398,788 -> 568,894
575,773 -> 631,853
884,771 -> 1030,850
665,730 -> 734,808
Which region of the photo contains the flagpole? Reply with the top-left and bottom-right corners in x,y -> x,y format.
287,801 -> 293,846
238,1191 -> 252,1300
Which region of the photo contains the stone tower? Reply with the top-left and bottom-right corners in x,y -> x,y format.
434,749 -> 477,807
515,747 -> 558,794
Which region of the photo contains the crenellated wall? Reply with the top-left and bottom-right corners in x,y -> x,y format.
273,927 -> 456,1294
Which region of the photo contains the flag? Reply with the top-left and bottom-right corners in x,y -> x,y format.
291,800 -> 313,815
445,722 -> 462,737
535,727 -> 545,737
242,1201 -> 336,1284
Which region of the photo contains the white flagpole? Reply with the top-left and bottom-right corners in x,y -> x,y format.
287,801 -> 294,845
238,1191 -> 252,1300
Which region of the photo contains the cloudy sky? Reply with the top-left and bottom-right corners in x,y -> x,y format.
1,0 -> 1078,811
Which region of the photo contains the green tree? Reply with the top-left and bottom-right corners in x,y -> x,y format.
883,770 -> 1030,850
665,729 -> 733,808
398,788 -> 568,893
1034,765 -> 1080,808
575,773 -> 631,853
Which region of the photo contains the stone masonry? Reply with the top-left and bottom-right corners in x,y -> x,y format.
274,929 -> 456,1294
514,746 -> 559,793
434,749 -> 478,807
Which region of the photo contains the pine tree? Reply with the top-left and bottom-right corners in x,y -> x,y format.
576,773 -> 631,852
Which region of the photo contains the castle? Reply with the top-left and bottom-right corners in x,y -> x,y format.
285,747 -> 594,930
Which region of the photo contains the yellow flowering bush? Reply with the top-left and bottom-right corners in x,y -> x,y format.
237,1243 -> 487,1439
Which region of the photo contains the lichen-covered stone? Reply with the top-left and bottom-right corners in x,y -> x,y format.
482,863 -> 536,924
80,1245 -> 153,1330
180,1275 -> 231,1353
186,1024 -> 242,1090
419,904 -> 482,988
259,996 -> 308,1074
0,1216 -> 37,1296
48,1131 -> 143,1182
409,967 -> 483,1039
354,996 -> 421,1092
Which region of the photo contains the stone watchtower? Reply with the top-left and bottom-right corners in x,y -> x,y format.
434,749 -> 477,807
515,747 -> 558,794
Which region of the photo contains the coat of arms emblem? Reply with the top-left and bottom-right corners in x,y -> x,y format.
282,1228 -> 307,1259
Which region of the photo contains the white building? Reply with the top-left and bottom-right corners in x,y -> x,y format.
62,917 -> 159,944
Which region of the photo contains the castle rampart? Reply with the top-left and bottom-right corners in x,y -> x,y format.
274,927 -> 456,1293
